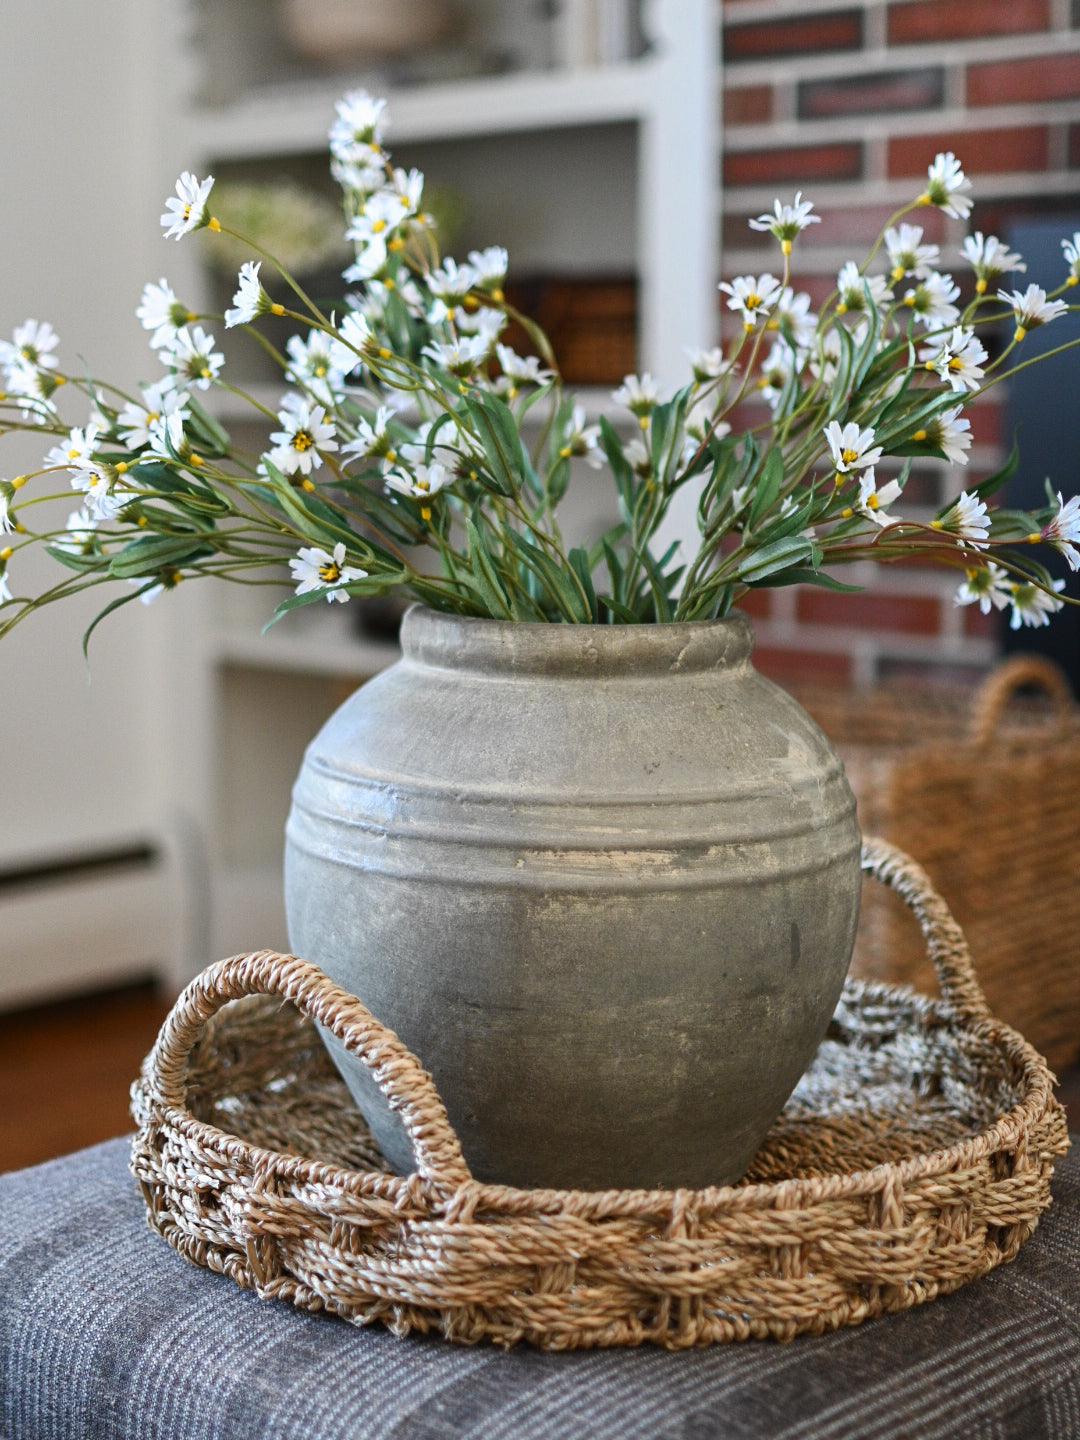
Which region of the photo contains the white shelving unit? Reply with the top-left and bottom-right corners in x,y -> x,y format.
163,0 -> 721,971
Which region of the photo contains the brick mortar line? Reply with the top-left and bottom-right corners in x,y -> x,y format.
722,32 -> 1080,86
723,101 -> 1080,152
719,169 -> 1080,210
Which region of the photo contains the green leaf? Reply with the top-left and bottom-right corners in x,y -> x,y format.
45,544 -> 103,574
463,392 -> 526,497
568,545 -> 598,621
748,447 -> 784,528
82,581 -> 157,657
764,568 -> 864,593
107,535 -> 211,579
465,516 -> 514,619
736,535 -> 814,583
974,437 -> 1021,502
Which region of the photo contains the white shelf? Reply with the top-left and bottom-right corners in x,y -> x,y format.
214,627 -> 399,679
192,62 -> 656,162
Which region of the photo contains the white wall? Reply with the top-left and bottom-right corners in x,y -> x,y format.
0,1 -> 186,998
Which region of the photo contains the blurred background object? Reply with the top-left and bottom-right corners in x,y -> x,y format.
3,0 -> 1080,1168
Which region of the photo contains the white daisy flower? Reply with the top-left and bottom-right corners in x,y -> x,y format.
885,224 -> 940,283
494,344 -> 553,389
933,490 -> 991,547
289,541 -> 368,603
399,419 -> 466,472
836,261 -> 892,316
457,305 -> 507,348
44,423 -> 101,473
747,192 -> 819,251
718,273 -> 783,327
389,166 -> 424,217
914,405 -> 972,465
771,288 -> 817,351
624,438 -> 652,478
286,329 -> 347,401
559,405 -> 603,468
345,188 -> 405,253
686,347 -> 730,383
329,90 -> 387,165
54,507 -> 98,555
809,329 -> 843,385
920,326 -> 987,394
225,261 -> 273,328
341,405 -> 397,463
0,491 -> 13,535
268,401 -> 339,476
147,411 -> 197,465
1062,232 -> 1080,282
328,312 -> 374,375
0,319 -> 60,376
902,271 -> 961,330
343,239 -> 389,284
427,257 -> 479,302
854,469 -> 903,526
954,562 -> 1012,614
823,420 -> 882,475
331,156 -> 385,197
922,152 -> 973,220
758,343 -> 793,409
468,246 -> 509,295
422,334 -> 489,377
5,359 -> 61,423
117,383 -> 189,451
612,373 -> 661,418
1041,492 -> 1080,570
997,283 -> 1069,340
72,464 -> 127,522
963,233 -> 1026,294
1009,578 -> 1066,628
385,462 -> 451,502
159,326 -> 224,391
160,171 -> 215,240
686,397 -> 731,445
136,279 -> 192,349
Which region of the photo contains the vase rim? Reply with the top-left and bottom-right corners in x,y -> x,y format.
399,604 -> 754,677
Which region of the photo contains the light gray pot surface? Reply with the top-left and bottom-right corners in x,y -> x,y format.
286,606 -> 860,1190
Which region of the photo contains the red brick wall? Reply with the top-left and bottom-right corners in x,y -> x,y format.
720,0 -> 1080,687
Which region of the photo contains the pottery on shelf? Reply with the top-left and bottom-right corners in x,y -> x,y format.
285,606 -> 861,1190
280,0 -> 457,67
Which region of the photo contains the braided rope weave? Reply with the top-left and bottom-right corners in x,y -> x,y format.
131,839 -> 1069,1349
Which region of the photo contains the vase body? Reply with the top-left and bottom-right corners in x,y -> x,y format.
285,606 -> 860,1190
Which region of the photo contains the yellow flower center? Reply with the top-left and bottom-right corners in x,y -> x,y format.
319,561 -> 341,583
745,293 -> 762,310
314,365 -> 327,378
293,431 -> 314,452
948,357 -> 964,372
371,218 -> 388,234
841,448 -> 859,464
867,493 -> 880,510
912,429 -> 928,442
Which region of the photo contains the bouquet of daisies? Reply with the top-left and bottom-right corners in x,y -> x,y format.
1,90 -> 1078,641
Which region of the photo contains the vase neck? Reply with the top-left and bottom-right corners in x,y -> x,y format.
399,606 -> 754,677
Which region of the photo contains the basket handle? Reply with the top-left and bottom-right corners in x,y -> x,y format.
970,654 -> 1073,748
143,950 -> 473,1191
861,837 -> 992,1022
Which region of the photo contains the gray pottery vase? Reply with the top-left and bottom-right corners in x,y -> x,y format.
285,605 -> 861,1190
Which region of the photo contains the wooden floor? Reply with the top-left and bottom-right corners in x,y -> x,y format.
1,982 -> 1078,1174
0,981 -> 171,1172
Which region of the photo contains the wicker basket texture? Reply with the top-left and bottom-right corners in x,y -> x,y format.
131,840 -> 1069,1350
797,656 -> 1080,1074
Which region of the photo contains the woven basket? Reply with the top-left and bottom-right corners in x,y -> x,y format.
131,839 -> 1069,1350
797,656 -> 1080,1074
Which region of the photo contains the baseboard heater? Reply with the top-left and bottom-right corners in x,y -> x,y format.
0,843 -> 169,1009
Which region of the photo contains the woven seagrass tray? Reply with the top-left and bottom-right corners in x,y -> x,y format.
131,839 -> 1069,1350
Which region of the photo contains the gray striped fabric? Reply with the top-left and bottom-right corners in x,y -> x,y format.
1,1138 -> 1078,1440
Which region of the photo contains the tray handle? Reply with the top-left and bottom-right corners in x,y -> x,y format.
144,949 -> 473,1191
861,837 -> 991,1021
970,654 -> 1074,747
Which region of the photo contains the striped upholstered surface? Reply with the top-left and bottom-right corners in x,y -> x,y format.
1,1138 -> 1078,1439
